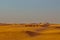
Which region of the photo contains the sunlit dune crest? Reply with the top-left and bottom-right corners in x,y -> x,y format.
0,23 -> 60,40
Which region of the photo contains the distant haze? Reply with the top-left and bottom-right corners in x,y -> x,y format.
0,0 -> 60,23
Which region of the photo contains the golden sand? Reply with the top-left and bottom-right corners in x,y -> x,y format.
0,24 -> 60,40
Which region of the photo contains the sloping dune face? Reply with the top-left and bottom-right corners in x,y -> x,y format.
0,24 -> 60,40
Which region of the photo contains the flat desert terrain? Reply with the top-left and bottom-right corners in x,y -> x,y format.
0,24 -> 60,40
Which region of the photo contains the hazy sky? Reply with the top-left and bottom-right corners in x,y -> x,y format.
0,0 -> 60,23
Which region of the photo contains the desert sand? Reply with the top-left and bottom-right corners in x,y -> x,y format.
0,23 -> 60,40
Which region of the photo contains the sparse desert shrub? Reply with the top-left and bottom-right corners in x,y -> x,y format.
25,31 -> 40,37
41,23 -> 50,27
54,26 -> 60,29
35,23 -> 50,32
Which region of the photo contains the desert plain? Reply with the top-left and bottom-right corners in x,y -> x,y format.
0,23 -> 60,40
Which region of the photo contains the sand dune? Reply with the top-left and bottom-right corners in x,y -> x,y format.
0,24 -> 60,40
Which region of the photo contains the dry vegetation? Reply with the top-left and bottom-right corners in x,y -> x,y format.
0,23 -> 60,40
